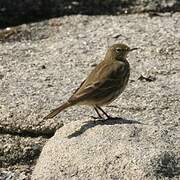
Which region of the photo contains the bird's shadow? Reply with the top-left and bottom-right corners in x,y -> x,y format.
67,117 -> 142,138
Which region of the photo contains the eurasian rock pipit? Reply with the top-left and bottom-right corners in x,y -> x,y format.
44,43 -> 137,119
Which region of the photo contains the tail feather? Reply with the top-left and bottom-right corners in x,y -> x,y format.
44,102 -> 71,119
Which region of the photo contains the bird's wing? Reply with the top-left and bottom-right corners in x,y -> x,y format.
68,61 -> 122,103
71,79 -> 86,94
69,79 -> 106,103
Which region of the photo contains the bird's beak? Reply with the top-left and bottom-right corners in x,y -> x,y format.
130,48 -> 138,51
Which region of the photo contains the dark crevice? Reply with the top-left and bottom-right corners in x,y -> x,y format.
0,127 -> 55,138
0,0 -> 180,28
1,151 -> 42,168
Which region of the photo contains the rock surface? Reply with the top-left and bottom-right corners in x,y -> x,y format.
32,119 -> 180,180
1,13 -> 180,179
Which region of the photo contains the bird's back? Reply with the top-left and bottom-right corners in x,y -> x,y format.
68,59 -> 130,105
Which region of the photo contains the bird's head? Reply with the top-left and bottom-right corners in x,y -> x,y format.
105,43 -> 138,61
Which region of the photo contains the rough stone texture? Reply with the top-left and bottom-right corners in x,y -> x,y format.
0,22 -> 64,135
0,0 -> 180,27
1,13 -> 180,179
0,134 -> 46,167
0,164 -> 33,180
32,119 -> 180,180
29,14 -> 180,179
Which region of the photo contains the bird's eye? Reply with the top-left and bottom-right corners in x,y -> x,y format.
116,48 -> 121,53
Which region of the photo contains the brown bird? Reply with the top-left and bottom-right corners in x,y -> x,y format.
44,43 -> 137,120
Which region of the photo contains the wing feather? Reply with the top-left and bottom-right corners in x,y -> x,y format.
69,61 -> 124,103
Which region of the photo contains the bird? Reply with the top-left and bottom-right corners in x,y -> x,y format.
44,43 -> 138,120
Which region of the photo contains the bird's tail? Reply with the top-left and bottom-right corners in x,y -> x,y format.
44,101 -> 72,119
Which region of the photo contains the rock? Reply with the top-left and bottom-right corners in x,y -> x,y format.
0,164 -> 33,180
1,13 -> 180,142
1,13 -> 180,179
0,134 -> 46,167
0,134 -> 46,180
32,118 -> 179,179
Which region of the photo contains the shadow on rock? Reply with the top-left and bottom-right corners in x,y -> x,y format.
67,117 -> 142,138
1,0 -> 180,28
0,0 -> 135,28
151,151 -> 180,178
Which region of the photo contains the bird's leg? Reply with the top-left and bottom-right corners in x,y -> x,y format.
96,106 -> 112,119
94,107 -> 104,119
90,106 -> 104,120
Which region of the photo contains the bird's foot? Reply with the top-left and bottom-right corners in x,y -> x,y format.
91,116 -> 99,120
103,115 -> 113,121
